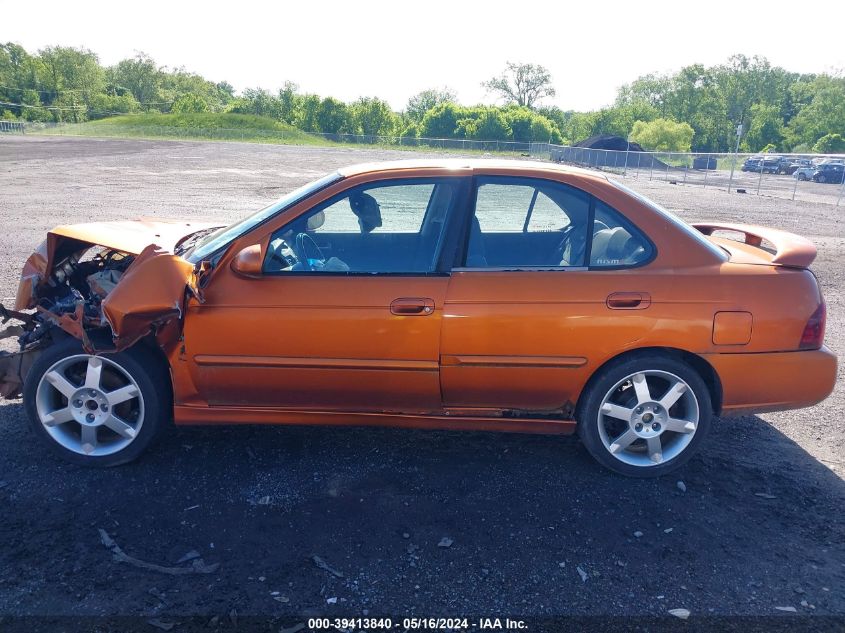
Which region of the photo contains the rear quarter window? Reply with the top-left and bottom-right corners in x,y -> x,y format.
590,199 -> 654,268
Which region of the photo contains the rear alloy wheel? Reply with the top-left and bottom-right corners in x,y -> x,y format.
24,339 -> 168,466
578,356 -> 712,477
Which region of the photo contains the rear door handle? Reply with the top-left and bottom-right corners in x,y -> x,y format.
606,292 -> 651,310
390,297 -> 435,316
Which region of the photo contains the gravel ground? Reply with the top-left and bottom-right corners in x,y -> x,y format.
0,136 -> 842,628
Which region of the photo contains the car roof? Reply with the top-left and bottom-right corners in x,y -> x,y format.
336,158 -> 609,182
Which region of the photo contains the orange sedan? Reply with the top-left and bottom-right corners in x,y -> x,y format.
0,160 -> 836,476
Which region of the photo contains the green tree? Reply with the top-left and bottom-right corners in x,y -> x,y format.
350,97 -> 397,136
171,93 -> 209,114
405,87 -> 456,122
744,103 -> 784,151
785,78 -> 845,149
456,108 -> 511,141
813,133 -> 845,154
88,92 -> 141,118
37,46 -> 104,111
316,97 -> 351,134
296,94 -> 321,132
482,62 -> 556,108
19,89 -> 49,122
108,53 -> 161,105
420,102 -> 464,138
530,115 -> 562,143
503,106 -> 561,142
277,81 -> 301,124
630,118 -> 695,152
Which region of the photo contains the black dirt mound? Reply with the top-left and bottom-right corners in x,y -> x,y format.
552,134 -> 670,170
574,134 -> 647,152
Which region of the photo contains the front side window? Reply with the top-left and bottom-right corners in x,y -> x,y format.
185,172 -> 342,263
263,179 -> 461,274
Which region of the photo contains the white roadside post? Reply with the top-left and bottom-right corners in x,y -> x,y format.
623,134 -> 631,177
727,123 -> 743,193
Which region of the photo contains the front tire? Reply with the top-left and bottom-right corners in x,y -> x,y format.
24,338 -> 169,466
577,354 -> 712,477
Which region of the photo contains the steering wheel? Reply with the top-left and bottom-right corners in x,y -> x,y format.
293,232 -> 326,271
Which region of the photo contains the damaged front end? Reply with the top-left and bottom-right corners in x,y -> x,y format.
0,219 -> 219,399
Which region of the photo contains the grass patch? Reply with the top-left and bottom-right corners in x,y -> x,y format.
31,112 -> 539,158
37,113 -> 328,145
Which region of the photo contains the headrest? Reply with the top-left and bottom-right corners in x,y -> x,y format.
592,227 -> 634,265
350,192 -> 383,234
306,211 -> 325,231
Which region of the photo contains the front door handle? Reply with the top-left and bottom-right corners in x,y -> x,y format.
390,298 -> 435,316
606,292 -> 651,310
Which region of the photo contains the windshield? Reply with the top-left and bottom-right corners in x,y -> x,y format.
609,179 -> 728,261
185,172 -> 343,263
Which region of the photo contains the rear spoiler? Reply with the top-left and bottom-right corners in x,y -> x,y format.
693,222 -> 817,268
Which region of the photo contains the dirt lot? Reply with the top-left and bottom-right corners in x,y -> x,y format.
0,136 -> 842,628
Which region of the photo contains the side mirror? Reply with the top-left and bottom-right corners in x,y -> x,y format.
230,244 -> 263,277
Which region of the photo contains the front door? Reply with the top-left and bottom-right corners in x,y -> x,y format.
183,176 -> 467,413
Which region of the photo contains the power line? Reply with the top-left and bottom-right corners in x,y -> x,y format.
0,100 -> 86,111
0,85 -> 175,106
0,83 -> 87,95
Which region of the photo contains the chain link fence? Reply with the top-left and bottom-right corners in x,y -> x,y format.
4,120 -> 844,206
548,144 -> 845,207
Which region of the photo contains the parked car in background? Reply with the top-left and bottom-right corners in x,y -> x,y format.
742,157 -> 779,174
741,157 -> 762,172
812,163 -> 845,184
0,160 -> 836,476
794,165 -> 817,181
783,158 -> 813,175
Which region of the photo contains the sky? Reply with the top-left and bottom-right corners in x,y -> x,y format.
1,0 -> 844,112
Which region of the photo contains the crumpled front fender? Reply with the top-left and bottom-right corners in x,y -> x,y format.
100,244 -> 198,352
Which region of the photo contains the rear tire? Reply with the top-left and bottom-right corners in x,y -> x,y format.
24,338 -> 170,467
577,354 -> 712,477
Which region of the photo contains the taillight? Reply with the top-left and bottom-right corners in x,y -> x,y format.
799,302 -> 826,350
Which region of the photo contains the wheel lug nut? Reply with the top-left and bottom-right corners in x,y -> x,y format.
73,399 -> 83,408
86,413 -> 95,423
635,423 -> 643,432
101,404 -> 109,412
636,407 -> 643,414
652,422 -> 661,431
89,390 -> 97,398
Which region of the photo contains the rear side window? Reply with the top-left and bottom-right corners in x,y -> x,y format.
590,200 -> 654,268
462,176 -> 653,270
466,178 -> 591,268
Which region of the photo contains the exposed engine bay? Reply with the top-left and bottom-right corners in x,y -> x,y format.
0,219 -> 216,399
1,248 -> 137,397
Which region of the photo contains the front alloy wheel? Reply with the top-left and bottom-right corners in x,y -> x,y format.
578,355 -> 712,477
36,355 -> 144,457
24,338 -> 168,466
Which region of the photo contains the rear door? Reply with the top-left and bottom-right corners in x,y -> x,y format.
440,175 -> 661,412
